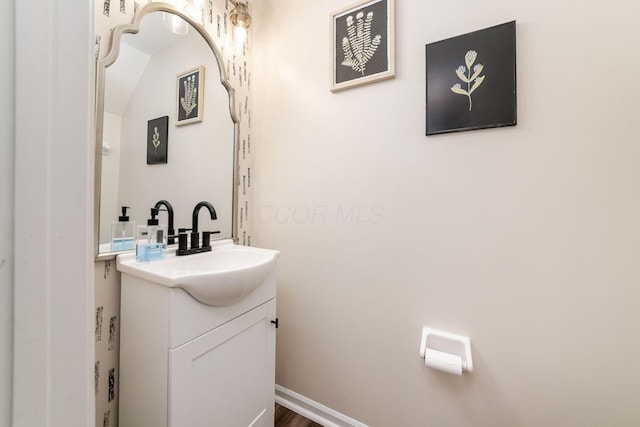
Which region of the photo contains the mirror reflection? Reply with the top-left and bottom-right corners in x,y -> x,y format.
96,9 -> 235,258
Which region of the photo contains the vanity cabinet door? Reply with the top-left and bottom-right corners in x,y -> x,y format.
168,299 -> 276,427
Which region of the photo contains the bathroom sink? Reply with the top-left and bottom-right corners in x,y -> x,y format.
116,239 -> 279,306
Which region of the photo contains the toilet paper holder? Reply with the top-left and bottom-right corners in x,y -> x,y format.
419,327 -> 473,373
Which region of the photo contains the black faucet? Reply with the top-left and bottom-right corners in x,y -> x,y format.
154,200 -> 175,245
192,201 -> 217,234
177,201 -> 219,256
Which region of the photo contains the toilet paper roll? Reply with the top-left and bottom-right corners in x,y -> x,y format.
424,349 -> 463,376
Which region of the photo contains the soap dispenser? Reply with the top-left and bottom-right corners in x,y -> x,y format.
136,208 -> 168,262
111,206 -> 136,251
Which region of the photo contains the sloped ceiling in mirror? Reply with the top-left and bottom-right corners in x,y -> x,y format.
104,42 -> 149,114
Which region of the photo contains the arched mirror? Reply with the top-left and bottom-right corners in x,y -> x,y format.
94,2 -> 238,260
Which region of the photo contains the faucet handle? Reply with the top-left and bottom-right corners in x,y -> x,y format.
176,228 -> 192,252
190,231 -> 200,250
202,230 -> 221,249
178,233 -> 188,252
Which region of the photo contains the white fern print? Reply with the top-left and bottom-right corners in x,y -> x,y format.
180,74 -> 198,117
451,50 -> 486,111
341,11 -> 382,76
152,127 -> 160,154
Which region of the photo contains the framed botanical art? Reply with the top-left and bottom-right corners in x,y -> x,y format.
176,66 -> 204,126
147,116 -> 169,164
426,21 -> 516,135
330,0 -> 395,92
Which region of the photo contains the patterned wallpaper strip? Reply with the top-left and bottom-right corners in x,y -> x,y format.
95,306 -> 103,342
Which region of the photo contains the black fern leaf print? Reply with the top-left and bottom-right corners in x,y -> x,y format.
95,361 -> 100,394
108,368 -> 115,402
108,316 -> 117,350
95,306 -> 103,342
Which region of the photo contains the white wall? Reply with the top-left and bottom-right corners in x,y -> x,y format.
13,0 -> 95,425
100,112 -> 123,244
252,1 -> 640,425
0,1 -> 15,426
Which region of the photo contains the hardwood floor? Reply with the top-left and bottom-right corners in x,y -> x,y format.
275,403 -> 323,427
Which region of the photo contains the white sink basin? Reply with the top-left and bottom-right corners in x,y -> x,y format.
116,239 -> 279,306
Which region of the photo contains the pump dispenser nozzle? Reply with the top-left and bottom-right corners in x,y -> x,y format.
119,206 -> 131,222
148,208 -> 159,226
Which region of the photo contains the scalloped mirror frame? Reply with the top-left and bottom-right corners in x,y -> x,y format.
94,2 -> 240,261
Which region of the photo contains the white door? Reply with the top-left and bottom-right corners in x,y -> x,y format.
168,299 -> 276,427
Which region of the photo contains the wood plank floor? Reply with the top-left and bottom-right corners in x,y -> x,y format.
275,403 -> 323,427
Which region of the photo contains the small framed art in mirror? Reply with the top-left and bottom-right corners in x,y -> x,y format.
176,65 -> 204,126
147,116 -> 168,164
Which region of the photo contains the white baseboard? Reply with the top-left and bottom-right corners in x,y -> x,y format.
275,385 -> 369,427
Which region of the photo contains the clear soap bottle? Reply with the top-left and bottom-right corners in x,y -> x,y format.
111,206 -> 136,251
136,208 -> 167,262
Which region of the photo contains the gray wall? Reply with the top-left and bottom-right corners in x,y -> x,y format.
12,0 -> 94,425
0,0 -> 15,425
252,0 -> 640,425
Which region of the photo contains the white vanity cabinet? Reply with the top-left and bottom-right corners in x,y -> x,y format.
118,266 -> 277,427
169,300 -> 276,426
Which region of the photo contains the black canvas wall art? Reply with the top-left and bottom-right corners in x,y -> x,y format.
147,116 -> 169,164
426,21 -> 516,135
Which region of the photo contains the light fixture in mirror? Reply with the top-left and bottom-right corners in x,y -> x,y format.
95,3 -> 239,260
162,0 -> 205,34
184,0 -> 205,25
163,12 -> 189,35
